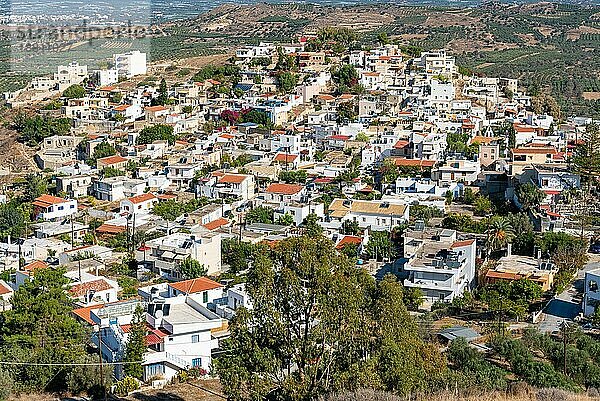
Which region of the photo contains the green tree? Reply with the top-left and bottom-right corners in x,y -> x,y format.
0,201 -> 29,240
341,219 -> 360,235
222,239 -> 259,274
124,305 -> 146,379
572,123 -> 600,187
155,78 -> 168,105
505,213 -> 535,255
276,71 -> 298,94
516,183 -> 545,211
487,218 -> 515,253
366,231 -> 395,261
179,256 -> 207,279
377,31 -> 390,45
332,64 -> 359,92
337,101 -> 358,123
0,267 -> 107,393
381,159 -> 399,184
101,167 -> 125,178
462,187 -> 476,204
89,141 -> 117,166
62,84 -> 86,99
279,170 -> 308,184
302,213 -> 323,237
506,123 -> 517,151
447,337 -> 508,390
409,205 -> 443,224
13,113 -> 72,144
356,132 -> 369,142
23,174 -> 48,202
473,195 -> 493,216
245,206 -> 274,224
137,124 -> 176,145
276,213 -> 294,226
214,236 -> 444,400
532,93 -> 561,119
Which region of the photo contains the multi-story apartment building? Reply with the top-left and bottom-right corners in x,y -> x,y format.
402,227 -> 476,303
140,232 -> 222,278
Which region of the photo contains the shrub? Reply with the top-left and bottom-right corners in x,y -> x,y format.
114,376 -> 139,396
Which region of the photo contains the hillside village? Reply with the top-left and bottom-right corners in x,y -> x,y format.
1,26 -> 600,399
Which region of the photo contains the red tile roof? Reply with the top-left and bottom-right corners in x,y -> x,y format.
203,217 -> 229,231
451,239 -> 475,249
145,105 -> 168,112
218,174 -> 247,184
265,183 -> 303,195
23,260 -> 48,272
393,158 -> 436,167
72,303 -> 104,325
274,153 -> 298,163
0,281 -> 12,296
393,140 -> 410,149
512,147 -> 557,155
96,224 -> 126,234
32,194 -> 69,208
127,193 -> 156,204
486,271 -> 523,281
69,279 -> 113,297
328,135 -> 351,141
97,155 -> 127,165
335,235 -> 363,249
168,277 -> 223,294
314,177 -> 334,184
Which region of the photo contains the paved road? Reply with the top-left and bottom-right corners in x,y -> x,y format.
538,254 -> 600,333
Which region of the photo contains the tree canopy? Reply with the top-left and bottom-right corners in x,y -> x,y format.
214,235 -> 444,400
137,124 -> 177,145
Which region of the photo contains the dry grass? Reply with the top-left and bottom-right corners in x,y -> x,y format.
321,387 -> 600,401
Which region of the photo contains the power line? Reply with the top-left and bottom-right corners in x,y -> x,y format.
0,360 -> 143,366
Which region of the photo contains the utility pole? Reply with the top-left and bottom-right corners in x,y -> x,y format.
70,216 -> 75,250
97,325 -> 107,401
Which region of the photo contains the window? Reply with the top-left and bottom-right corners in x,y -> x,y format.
58,206 -> 64,211
203,291 -> 208,303
192,358 -> 202,368
146,363 -> 164,377
192,335 -> 200,343
70,205 -> 75,209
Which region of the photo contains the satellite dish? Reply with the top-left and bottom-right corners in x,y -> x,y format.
154,309 -> 164,319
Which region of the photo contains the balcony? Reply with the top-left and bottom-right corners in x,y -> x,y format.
144,351 -> 189,369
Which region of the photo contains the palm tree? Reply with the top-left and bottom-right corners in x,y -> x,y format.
487,218 -> 515,254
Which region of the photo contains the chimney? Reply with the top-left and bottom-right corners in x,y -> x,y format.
507,243 -> 512,257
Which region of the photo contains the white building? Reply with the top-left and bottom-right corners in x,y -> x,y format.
81,298 -> 224,381
32,195 -> 78,221
95,69 -> 119,87
196,173 -> 256,201
402,227 -> 476,304
433,159 -> 481,185
583,269 -> 600,316
54,62 -> 88,90
93,177 -> 146,202
215,283 -> 253,319
140,232 -> 222,278
120,193 -> 159,215
114,51 -> 147,78
328,199 -> 409,231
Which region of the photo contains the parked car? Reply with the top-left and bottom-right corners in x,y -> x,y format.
589,243 -> 600,254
